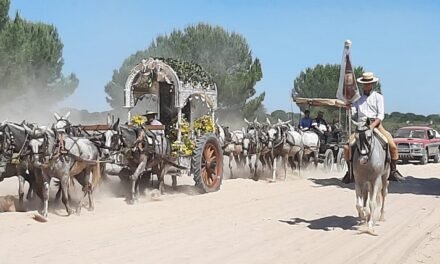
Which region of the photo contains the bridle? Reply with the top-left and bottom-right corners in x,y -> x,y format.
356,125 -> 374,160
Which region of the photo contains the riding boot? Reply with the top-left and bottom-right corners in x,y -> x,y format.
388,159 -> 405,182
341,162 -> 354,184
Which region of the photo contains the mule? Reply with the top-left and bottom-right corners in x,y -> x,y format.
105,120 -> 181,203
266,120 -> 303,181
216,125 -> 246,178
27,120 -> 103,217
0,121 -> 36,208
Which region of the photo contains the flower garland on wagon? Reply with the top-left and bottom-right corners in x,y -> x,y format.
131,115 -> 146,126
169,114 -> 215,156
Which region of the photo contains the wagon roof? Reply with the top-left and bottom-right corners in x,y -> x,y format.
293,97 -> 346,108
124,57 -> 218,109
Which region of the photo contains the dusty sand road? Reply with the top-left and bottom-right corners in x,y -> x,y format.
1,163 -> 440,264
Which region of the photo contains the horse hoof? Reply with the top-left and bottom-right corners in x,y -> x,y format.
127,199 -> 136,205
33,214 -> 48,223
87,206 -> 94,212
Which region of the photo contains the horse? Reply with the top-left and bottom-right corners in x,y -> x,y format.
216,124 -> 246,179
104,119 -> 183,203
242,119 -> 272,180
27,116 -> 104,217
0,121 -> 37,208
265,119 -> 303,181
295,125 -> 320,170
352,121 -> 390,235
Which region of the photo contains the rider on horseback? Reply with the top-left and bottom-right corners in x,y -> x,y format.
341,72 -> 405,183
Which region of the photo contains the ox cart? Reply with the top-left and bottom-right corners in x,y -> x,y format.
293,97 -> 348,172
120,57 -> 224,193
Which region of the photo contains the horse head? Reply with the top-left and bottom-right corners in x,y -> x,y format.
27,125 -> 53,167
354,121 -> 373,165
53,112 -> 72,134
103,118 -> 121,157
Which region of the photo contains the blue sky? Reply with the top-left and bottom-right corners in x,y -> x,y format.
8,0 -> 440,115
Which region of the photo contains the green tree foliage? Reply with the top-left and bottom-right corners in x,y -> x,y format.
0,6 -> 77,112
105,23 -> 263,118
0,0 -> 9,31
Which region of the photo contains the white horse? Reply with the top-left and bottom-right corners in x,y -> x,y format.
292,124 -> 320,169
266,119 -> 303,181
352,121 -> 390,235
217,124 -> 246,178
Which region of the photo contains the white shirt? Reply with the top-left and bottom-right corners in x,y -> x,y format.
352,91 -> 385,121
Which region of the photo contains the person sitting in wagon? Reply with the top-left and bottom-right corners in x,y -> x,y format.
312,111 -> 331,143
136,111 -> 164,149
299,110 -> 313,130
143,111 -> 162,126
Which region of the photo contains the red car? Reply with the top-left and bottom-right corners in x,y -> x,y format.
393,126 -> 440,164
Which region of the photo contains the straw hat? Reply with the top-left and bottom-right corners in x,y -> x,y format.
142,111 -> 157,117
357,72 -> 379,84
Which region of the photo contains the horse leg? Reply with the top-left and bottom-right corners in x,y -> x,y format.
272,154 -> 277,182
253,154 -> 260,181
129,159 -> 146,204
229,153 -> 234,179
367,179 -> 381,235
313,151 -> 319,169
248,155 -> 254,175
234,154 -> 241,171
25,171 -> 34,200
283,155 -> 288,181
60,176 -> 73,215
40,171 -> 50,218
379,170 -> 389,221
18,175 -> 25,210
159,163 -> 166,195
297,150 -> 303,174
355,183 -> 365,225
172,175 -> 177,190
73,170 -> 92,215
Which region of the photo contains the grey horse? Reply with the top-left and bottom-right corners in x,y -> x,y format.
266,119 -> 303,182
104,120 -> 182,203
0,121 -> 36,208
216,124 -> 246,179
352,121 -> 390,235
27,121 -> 103,217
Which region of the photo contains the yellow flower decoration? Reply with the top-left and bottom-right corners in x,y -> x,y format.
131,115 -> 146,126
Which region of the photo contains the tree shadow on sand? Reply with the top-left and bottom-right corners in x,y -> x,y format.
279,215 -> 358,231
309,176 -> 440,196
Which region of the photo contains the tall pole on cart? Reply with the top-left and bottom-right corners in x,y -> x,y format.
336,40 -> 360,135
336,40 -> 360,177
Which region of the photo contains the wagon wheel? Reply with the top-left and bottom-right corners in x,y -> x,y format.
192,133 -> 224,193
323,149 -> 334,172
336,148 -> 347,172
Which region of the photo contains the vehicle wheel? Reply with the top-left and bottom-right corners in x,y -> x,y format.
420,150 -> 428,165
336,148 -> 347,172
433,150 -> 440,163
323,149 -> 334,172
192,134 -> 223,193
